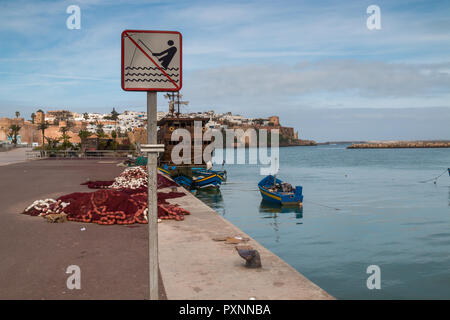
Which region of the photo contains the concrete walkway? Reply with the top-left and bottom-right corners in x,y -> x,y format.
0,147 -> 31,166
159,187 -> 334,300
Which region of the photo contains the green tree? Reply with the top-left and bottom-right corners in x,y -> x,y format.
104,108 -> 119,120
104,108 -> 120,134
96,122 -> 106,138
83,112 -> 89,121
15,111 -> 20,119
30,113 -> 36,124
37,121 -> 50,148
59,128 -> 71,149
45,137 -> 60,149
111,108 -> 119,121
96,131 -> 107,139
59,120 -> 74,149
112,108 -> 119,134
7,124 -> 21,145
78,130 -> 92,150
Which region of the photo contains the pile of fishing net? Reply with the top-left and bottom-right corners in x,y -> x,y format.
23,166 -> 191,225
81,180 -> 114,189
81,166 -> 175,190
81,166 -> 148,190
110,166 -> 148,189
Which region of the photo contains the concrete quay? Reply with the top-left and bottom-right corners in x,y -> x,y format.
159,185 -> 333,300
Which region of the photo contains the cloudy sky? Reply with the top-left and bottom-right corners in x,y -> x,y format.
0,0 -> 449,141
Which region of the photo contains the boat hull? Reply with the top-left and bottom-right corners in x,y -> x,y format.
158,166 -> 223,190
193,173 -> 222,189
258,175 -> 303,206
192,168 -> 227,182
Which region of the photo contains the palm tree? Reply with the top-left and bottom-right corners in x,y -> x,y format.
111,108 -> 119,122
7,124 -> 21,145
59,119 -> 75,149
78,130 -> 91,150
45,137 -> 60,149
94,123 -> 107,150
30,113 -> 36,124
60,126 -> 70,148
15,111 -> 20,119
37,121 -> 49,148
96,122 -> 105,137
111,108 -> 119,136
96,130 -> 107,139
111,108 -> 119,120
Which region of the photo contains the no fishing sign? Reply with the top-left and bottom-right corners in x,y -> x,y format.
121,30 -> 182,91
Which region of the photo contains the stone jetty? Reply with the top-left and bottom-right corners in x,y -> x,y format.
347,141 -> 450,149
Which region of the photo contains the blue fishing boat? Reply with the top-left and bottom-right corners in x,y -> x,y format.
172,175 -> 193,189
158,165 -> 223,190
158,165 -> 173,176
192,167 -> 227,182
258,175 -> 303,206
192,172 -> 222,189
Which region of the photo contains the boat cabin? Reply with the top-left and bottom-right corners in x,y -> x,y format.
157,116 -> 212,166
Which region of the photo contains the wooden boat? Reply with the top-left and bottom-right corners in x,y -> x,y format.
258,175 -> 303,206
158,165 -> 223,190
156,93 -> 224,190
192,171 -> 222,189
173,175 -> 193,190
192,167 -> 227,181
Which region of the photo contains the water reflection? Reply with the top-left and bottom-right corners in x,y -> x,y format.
194,187 -> 305,225
193,188 -> 225,215
259,200 -> 303,218
258,201 -> 304,242
259,200 -> 304,232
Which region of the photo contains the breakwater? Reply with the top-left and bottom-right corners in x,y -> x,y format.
283,139 -> 317,147
347,141 -> 450,149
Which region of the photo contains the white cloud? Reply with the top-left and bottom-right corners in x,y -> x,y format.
184,60 -> 450,99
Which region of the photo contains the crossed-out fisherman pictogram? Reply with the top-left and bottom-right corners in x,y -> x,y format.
121,30 -> 182,91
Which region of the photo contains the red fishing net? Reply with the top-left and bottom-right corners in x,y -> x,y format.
23,167 -> 191,225
81,181 -> 114,189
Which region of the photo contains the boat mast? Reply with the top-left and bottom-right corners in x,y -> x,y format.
273,157 -> 278,186
164,92 -> 189,118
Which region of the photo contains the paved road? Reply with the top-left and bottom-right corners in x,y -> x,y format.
0,159 -> 165,299
0,147 -> 31,166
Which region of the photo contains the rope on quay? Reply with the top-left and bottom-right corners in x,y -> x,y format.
304,200 -> 341,211
419,168 -> 450,184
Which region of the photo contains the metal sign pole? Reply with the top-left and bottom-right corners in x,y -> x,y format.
122,30 -> 181,299
147,91 -> 159,300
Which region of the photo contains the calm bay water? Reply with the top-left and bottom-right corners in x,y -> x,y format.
196,145 -> 450,299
